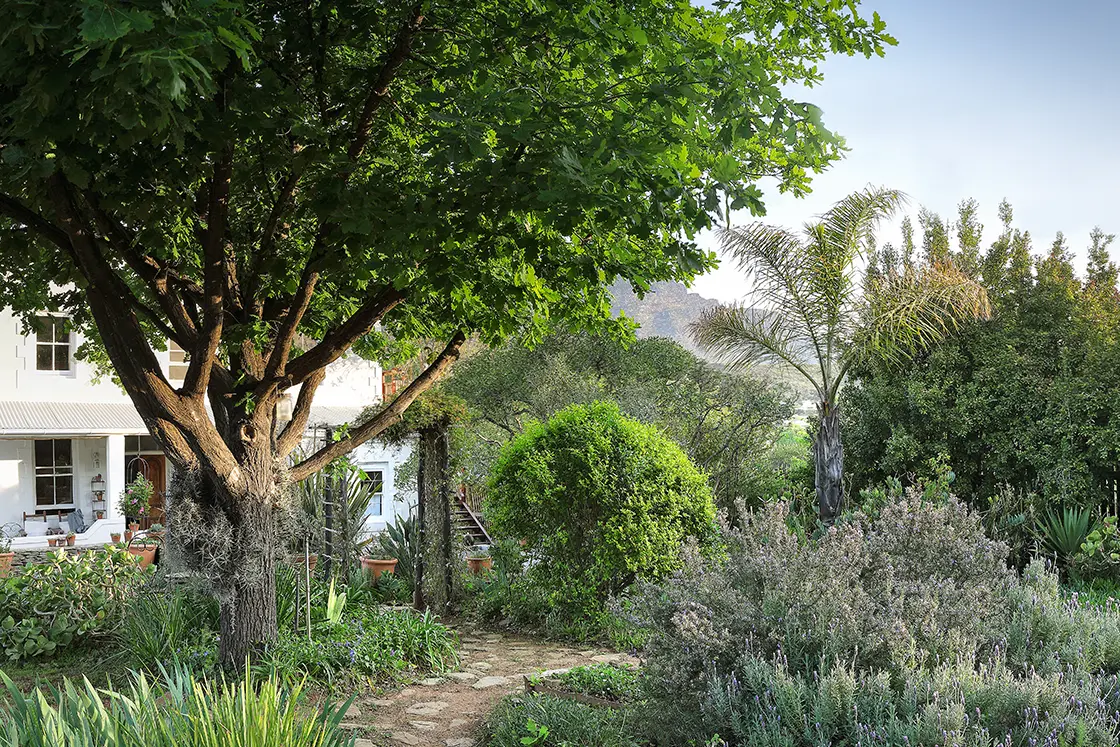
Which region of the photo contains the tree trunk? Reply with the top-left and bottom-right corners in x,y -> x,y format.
217,490 -> 279,667
813,401 -> 844,523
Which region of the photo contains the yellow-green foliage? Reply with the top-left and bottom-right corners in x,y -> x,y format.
486,401 -> 716,618
0,665 -> 352,746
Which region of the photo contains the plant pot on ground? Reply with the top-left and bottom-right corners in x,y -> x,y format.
361,555 -> 398,580
127,542 -> 157,569
110,532 -> 121,543
466,548 -> 493,575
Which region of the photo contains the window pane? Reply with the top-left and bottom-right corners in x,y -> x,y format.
35,477 -> 55,505
53,319 -> 69,343
54,344 -> 70,372
54,475 -> 73,504
53,440 -> 72,468
36,345 -> 53,371
34,316 -> 54,343
139,436 -> 160,452
126,436 -> 139,452
367,471 -> 384,493
370,494 -> 383,516
34,440 -> 52,466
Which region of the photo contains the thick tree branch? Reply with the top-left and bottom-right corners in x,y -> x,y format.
275,284 -> 405,389
264,258 -> 321,381
0,192 -> 71,250
183,141 -> 234,399
289,331 -> 466,481
347,4 -> 424,163
46,173 -> 240,480
276,367 -> 325,458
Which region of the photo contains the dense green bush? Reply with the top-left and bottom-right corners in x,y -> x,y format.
257,607 -> 459,689
115,582 -> 220,672
626,496 -> 1120,745
554,664 -> 641,702
0,547 -> 151,662
486,401 -> 716,627
0,665 -> 352,746
484,694 -> 642,747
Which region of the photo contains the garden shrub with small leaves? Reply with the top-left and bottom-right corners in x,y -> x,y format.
555,663 -> 641,702
627,494 -> 1120,745
483,694 -> 642,747
486,401 -> 716,631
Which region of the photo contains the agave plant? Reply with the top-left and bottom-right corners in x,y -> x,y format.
294,462 -> 378,573
1036,506 -> 1097,568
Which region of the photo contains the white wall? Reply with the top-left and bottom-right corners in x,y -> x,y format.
352,438 -> 416,534
0,308 -> 173,403
0,437 -> 115,535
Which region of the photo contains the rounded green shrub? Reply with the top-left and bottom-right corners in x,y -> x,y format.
486,401 -> 716,620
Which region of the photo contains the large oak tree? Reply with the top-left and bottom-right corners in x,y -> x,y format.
0,0 -> 894,664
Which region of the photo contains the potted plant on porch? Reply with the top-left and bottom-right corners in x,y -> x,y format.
65,531 -> 76,547
361,550 -> 398,580
465,546 -> 493,575
0,536 -> 13,577
118,474 -> 153,542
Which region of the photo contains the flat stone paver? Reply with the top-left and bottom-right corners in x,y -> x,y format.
471,676 -> 510,689
349,623 -> 639,747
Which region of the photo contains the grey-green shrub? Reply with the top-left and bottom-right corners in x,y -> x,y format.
0,665 -> 353,746
628,494 -> 1120,745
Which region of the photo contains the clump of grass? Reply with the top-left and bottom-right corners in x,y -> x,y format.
0,665 -> 353,747
483,694 -> 641,747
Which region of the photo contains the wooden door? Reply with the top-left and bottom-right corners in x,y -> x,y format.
127,455 -> 166,529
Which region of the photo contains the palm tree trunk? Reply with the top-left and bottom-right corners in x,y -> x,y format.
813,401 -> 844,523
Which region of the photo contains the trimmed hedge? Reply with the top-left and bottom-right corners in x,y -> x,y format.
486,401 -> 715,619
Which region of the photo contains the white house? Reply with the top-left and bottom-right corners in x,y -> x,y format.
0,308 -> 416,548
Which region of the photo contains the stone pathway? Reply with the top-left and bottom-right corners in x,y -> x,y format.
342,624 -> 637,747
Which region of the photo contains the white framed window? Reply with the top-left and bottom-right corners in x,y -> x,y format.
34,439 -> 74,507
33,315 -> 71,372
363,470 -> 384,516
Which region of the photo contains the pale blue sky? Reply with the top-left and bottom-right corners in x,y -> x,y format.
693,0 -> 1120,303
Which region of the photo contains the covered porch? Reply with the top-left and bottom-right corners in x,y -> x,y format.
0,401 -> 168,548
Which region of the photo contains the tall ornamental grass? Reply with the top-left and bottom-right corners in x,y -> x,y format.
0,665 -> 354,747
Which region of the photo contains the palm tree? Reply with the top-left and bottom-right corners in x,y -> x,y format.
692,187 -> 990,523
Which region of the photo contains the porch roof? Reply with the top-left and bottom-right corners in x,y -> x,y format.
0,401 -> 370,438
0,401 -> 148,436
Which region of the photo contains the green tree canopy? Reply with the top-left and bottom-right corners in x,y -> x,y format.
442,331 -> 794,510
845,202 -> 1120,513
0,0 -> 894,664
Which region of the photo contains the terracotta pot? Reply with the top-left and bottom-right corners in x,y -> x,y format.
361,557 -> 398,580
124,530 -> 134,542
127,545 -> 157,568
129,522 -> 140,531
466,556 -> 493,575
292,554 -> 318,572
66,536 -> 76,547
0,552 -> 14,578
94,510 -> 105,520
110,533 -> 121,543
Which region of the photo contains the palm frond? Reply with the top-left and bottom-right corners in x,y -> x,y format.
816,186 -> 908,261
691,304 -> 825,398
859,262 -> 991,365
